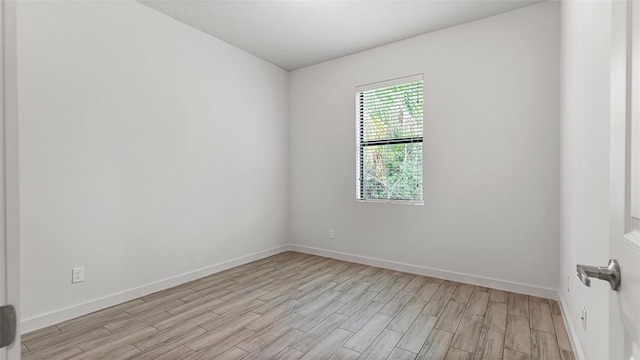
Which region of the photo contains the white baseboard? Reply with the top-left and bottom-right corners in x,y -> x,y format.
558,294 -> 586,360
288,244 -> 558,299
22,243 -> 560,334
21,244 -> 289,334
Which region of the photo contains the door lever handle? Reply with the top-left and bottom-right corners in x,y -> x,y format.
576,259 -> 621,291
0,305 -> 16,348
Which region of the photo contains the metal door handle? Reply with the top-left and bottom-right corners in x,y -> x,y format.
0,305 -> 16,348
576,259 -> 621,291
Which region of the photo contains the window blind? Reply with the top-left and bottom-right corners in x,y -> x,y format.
356,76 -> 424,203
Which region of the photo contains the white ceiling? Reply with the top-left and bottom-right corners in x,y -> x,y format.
138,0 -> 542,71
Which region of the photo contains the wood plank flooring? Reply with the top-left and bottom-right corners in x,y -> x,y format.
22,252 -> 574,360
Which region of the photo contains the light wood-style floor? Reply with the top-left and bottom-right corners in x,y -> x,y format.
22,252 -> 574,360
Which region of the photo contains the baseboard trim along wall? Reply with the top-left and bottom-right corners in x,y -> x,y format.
22,243 -> 560,334
20,244 -> 289,334
288,244 -> 558,300
558,294 -> 586,360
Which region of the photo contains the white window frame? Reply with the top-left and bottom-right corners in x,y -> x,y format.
355,74 -> 424,205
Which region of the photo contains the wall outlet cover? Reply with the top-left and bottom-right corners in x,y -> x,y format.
72,267 -> 85,284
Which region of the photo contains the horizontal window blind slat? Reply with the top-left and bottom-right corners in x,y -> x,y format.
359,88 -> 423,97
360,89 -> 422,99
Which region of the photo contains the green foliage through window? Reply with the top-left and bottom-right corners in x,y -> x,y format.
357,78 -> 423,202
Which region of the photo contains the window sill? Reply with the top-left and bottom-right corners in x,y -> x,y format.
356,199 -> 423,206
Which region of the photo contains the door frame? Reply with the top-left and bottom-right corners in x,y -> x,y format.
609,0 -> 640,358
1,0 -> 19,358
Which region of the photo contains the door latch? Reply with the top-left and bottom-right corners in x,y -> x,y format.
0,305 -> 16,348
576,259 -> 621,291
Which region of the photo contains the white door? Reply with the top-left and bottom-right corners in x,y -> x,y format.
0,0 -> 19,358
609,1 -> 640,359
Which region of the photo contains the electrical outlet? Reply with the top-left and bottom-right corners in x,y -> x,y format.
72,267 -> 84,284
328,229 -> 334,239
581,307 -> 587,331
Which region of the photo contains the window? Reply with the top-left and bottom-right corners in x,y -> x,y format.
356,75 -> 423,204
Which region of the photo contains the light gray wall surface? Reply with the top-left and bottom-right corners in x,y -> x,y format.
559,1 -> 613,358
288,2 -> 560,292
18,1 -> 289,322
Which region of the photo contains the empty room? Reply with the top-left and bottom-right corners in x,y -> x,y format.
0,0 -> 639,359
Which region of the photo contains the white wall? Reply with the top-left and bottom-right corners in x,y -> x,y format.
18,1 -> 288,326
289,2 -> 560,294
559,1 -> 613,358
